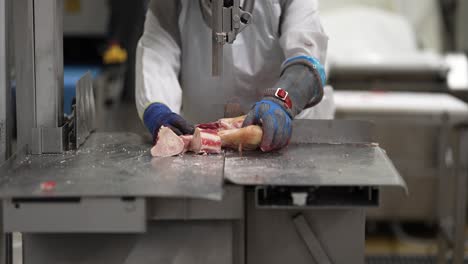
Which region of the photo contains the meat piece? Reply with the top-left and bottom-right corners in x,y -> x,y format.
197,122 -> 220,130
218,115 -> 246,130
151,126 -> 185,157
197,115 -> 246,131
218,125 -> 263,151
180,135 -> 193,153
190,128 -> 222,154
150,115 -> 262,157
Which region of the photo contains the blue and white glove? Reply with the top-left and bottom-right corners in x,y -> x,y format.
242,99 -> 293,152
144,103 -> 194,142
243,55 -> 326,152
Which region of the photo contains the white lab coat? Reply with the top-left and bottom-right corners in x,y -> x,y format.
136,0 -> 330,124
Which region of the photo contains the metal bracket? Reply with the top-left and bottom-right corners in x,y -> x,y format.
31,126 -> 68,154
293,214 -> 333,264
208,0 -> 254,75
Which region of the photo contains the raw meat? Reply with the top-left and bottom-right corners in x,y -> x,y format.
196,122 -> 220,130
218,115 -> 246,130
180,135 -> 193,153
150,115 -> 263,157
190,128 -> 222,154
196,115 -> 246,131
151,127 -> 185,157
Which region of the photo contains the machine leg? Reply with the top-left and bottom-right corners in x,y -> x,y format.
4,234 -> 12,264
12,0 -> 35,153
436,114 -> 450,264
1,183 -> 14,264
293,214 -> 333,264
436,234 -> 448,264
0,0 -> 11,162
453,128 -> 468,264
452,169 -> 466,264
0,0 -> 12,262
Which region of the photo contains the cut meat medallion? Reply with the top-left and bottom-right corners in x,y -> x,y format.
151,126 -> 185,157
190,128 -> 223,154
180,135 -> 193,153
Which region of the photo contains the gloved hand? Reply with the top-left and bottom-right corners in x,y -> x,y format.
143,103 -> 194,142
242,99 -> 293,152
242,56 -> 326,152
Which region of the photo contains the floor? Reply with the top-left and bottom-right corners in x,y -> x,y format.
365,222 -> 468,263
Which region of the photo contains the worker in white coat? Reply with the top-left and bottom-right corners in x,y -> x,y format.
136,0 -> 328,151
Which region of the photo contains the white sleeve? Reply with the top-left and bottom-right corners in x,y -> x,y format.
279,0 -> 328,64
135,2 -> 182,119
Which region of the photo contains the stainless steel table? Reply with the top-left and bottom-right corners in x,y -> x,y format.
0,120 -> 406,264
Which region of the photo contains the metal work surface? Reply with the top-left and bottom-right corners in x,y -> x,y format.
291,120 -> 374,144
226,120 -> 405,189
225,143 -> 405,188
0,120 -> 404,200
0,133 -> 224,200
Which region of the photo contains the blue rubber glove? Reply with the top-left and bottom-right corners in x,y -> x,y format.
242,99 -> 293,152
143,103 -> 194,142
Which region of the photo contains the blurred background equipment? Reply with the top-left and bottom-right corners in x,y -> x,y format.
62,0 -> 148,134
321,0 -> 468,262
99,42 -> 127,106
103,0 -> 147,102
321,0 -> 468,94
63,0 -> 147,108
456,1 -> 468,52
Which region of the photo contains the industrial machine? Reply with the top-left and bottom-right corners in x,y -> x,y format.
0,0 -> 426,264
322,3 -> 468,248
321,4 -> 468,95
334,91 -> 468,264
335,91 -> 468,221
327,53 -> 467,94
0,0 -> 10,164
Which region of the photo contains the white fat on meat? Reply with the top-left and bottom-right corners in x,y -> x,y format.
218,115 -> 246,130
151,126 -> 185,157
